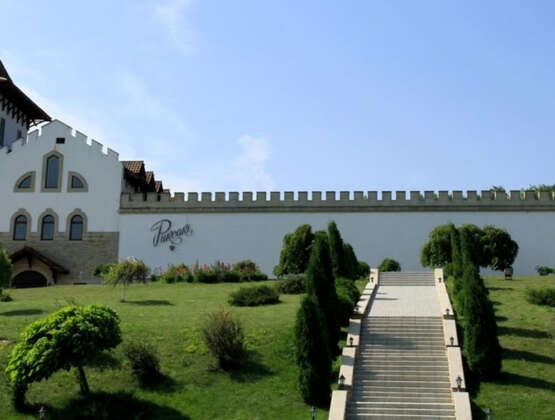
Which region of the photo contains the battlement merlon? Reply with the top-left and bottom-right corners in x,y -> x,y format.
119,190 -> 555,213
0,119 -> 119,161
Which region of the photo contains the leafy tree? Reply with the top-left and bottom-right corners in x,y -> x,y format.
273,225 -> 314,276
529,184 -> 555,192
0,247 -> 12,297
421,224 -> 453,267
328,221 -> 346,278
462,269 -> 502,380
342,243 -> 359,280
306,231 -> 340,356
490,186 -> 506,192
105,258 -> 151,301
294,296 -> 332,405
6,304 -> 121,405
458,224 -> 487,267
358,261 -> 371,278
336,277 -> 361,326
450,226 -> 463,286
378,258 -> 401,272
482,226 -> 519,271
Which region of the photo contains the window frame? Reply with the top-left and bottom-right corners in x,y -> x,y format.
11,210 -> 31,241
14,171 -> 36,192
67,171 -> 89,192
69,215 -> 84,241
40,215 -> 55,240
41,151 -> 64,192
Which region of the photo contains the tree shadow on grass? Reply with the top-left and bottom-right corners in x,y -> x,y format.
18,391 -> 190,420
0,309 -> 44,317
221,350 -> 274,383
488,287 -> 513,292
141,373 -> 180,394
495,315 -> 508,322
503,348 -> 555,365
498,326 -> 551,339
123,300 -> 173,306
495,372 -> 555,391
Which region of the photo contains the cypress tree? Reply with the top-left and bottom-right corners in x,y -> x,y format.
462,270 -> 502,380
273,225 -> 314,276
342,243 -> 359,280
328,221 -> 346,278
294,296 -> 332,405
306,231 -> 340,356
450,226 -> 464,301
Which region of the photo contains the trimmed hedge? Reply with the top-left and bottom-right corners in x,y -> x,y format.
229,285 -> 280,306
378,258 -> 401,272
277,274 -> 306,294
526,287 -> 555,307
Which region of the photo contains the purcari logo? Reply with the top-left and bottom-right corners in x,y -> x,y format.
151,219 -> 193,248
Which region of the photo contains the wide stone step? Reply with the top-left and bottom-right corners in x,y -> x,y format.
347,415 -> 455,420
347,407 -> 455,416
355,362 -> 448,369
355,367 -> 449,374
354,380 -> 450,389
352,385 -> 452,394
352,391 -> 453,401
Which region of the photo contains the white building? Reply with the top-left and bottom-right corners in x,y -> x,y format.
1,60 -> 554,287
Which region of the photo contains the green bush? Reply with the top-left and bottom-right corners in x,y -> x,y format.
482,226 -> 519,271
342,243 -> 359,280
229,285 -> 280,306
335,278 -> 361,327
105,259 -> 151,301
6,304 -> 121,405
378,258 -> 401,272
328,221 -> 347,278
0,293 -> 13,302
274,224 -> 314,276
0,247 -> 12,297
535,266 -> 554,276
277,274 -> 306,294
92,262 -> 116,279
202,309 -> 246,369
124,342 -> 161,386
462,268 -> 502,380
358,261 -> 370,278
420,224 -> 453,267
232,260 -> 268,282
161,264 -> 192,283
294,296 -> 331,405
306,232 -> 340,356
525,288 -> 555,307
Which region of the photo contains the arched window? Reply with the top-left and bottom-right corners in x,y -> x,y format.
69,215 -> 83,240
41,215 -> 55,240
71,176 -> 84,188
45,155 -> 60,189
13,215 -> 27,240
18,176 -> 32,189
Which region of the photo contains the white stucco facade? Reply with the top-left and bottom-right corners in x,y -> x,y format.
0,120 -> 122,233
118,210 -> 555,276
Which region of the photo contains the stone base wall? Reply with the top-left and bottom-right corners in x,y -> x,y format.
0,232 -> 119,285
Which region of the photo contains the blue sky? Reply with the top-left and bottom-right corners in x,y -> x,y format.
1,0 -> 554,193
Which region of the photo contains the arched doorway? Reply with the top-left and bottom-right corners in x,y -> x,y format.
12,271 -> 48,288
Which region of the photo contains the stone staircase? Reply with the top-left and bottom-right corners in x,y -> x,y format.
378,272 -> 436,287
346,272 -> 455,419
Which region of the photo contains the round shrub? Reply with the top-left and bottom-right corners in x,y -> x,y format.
526,287 -> 555,307
0,293 -> 13,302
92,262 -> 116,279
536,266 -> 554,276
229,285 -> 280,306
123,342 -> 161,386
358,261 -> 370,279
6,304 -> 121,404
278,274 -> 306,294
378,258 -> 401,272
222,271 -> 241,283
335,278 -> 361,326
202,309 -> 246,369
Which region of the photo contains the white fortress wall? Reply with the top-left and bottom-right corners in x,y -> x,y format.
118,204 -> 555,276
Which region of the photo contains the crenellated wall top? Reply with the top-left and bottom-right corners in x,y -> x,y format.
119,189 -> 555,213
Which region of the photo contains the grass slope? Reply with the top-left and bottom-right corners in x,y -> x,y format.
462,276 -> 555,419
0,281 -> 332,419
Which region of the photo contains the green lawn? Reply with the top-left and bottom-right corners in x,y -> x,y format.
0,280 -> 333,420
463,276 -> 555,419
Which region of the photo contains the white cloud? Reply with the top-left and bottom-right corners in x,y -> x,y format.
153,0 -> 197,55
232,135 -> 274,191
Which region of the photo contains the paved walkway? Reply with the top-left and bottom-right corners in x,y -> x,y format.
369,286 -> 440,317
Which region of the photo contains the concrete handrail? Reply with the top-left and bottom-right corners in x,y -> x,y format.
328,390 -> 348,420
454,392 -> 472,420
447,347 -> 467,391
346,318 -> 361,347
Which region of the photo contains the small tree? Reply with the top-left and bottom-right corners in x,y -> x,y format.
421,224 -> 453,268
274,225 -> 314,276
378,258 -> 401,272
462,270 -> 502,380
328,221 -> 346,278
294,296 -> 332,405
0,247 -> 12,297
6,304 -> 121,405
306,231 -> 340,356
105,258 -> 151,301
482,226 -> 519,271
342,243 -> 359,280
